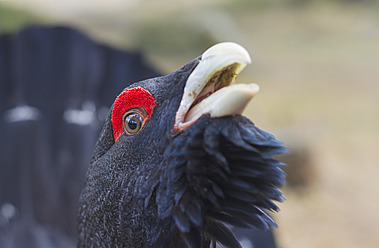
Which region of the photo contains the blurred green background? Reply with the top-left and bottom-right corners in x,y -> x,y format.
1,0 -> 378,247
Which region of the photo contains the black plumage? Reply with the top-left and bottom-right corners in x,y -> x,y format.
78,54 -> 288,247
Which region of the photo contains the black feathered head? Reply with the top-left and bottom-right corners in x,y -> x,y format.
78,43 -> 288,248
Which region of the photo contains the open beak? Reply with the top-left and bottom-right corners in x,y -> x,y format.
174,42 -> 259,131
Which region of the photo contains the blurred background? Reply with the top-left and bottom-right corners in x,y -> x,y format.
0,0 -> 378,247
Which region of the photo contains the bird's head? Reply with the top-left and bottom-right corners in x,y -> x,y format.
78,43 -> 288,248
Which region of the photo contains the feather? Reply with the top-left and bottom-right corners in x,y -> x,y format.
186,199 -> 204,227
205,221 -> 242,248
181,227 -> 203,248
173,208 -> 191,233
208,211 -> 250,228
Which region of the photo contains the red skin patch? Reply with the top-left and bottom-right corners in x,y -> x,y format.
111,87 -> 156,141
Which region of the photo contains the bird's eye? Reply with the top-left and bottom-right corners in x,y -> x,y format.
122,108 -> 148,135
112,87 -> 155,141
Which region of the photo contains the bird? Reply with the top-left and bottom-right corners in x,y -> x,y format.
78,42 -> 288,248
1,26 -> 279,248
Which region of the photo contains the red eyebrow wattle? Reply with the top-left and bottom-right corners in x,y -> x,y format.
111,87 -> 156,141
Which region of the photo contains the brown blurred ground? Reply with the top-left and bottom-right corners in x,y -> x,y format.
1,0 -> 378,247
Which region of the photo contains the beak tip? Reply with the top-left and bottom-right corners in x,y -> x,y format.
202,42 -> 252,65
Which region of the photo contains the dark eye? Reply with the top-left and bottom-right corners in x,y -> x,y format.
122,108 -> 148,135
